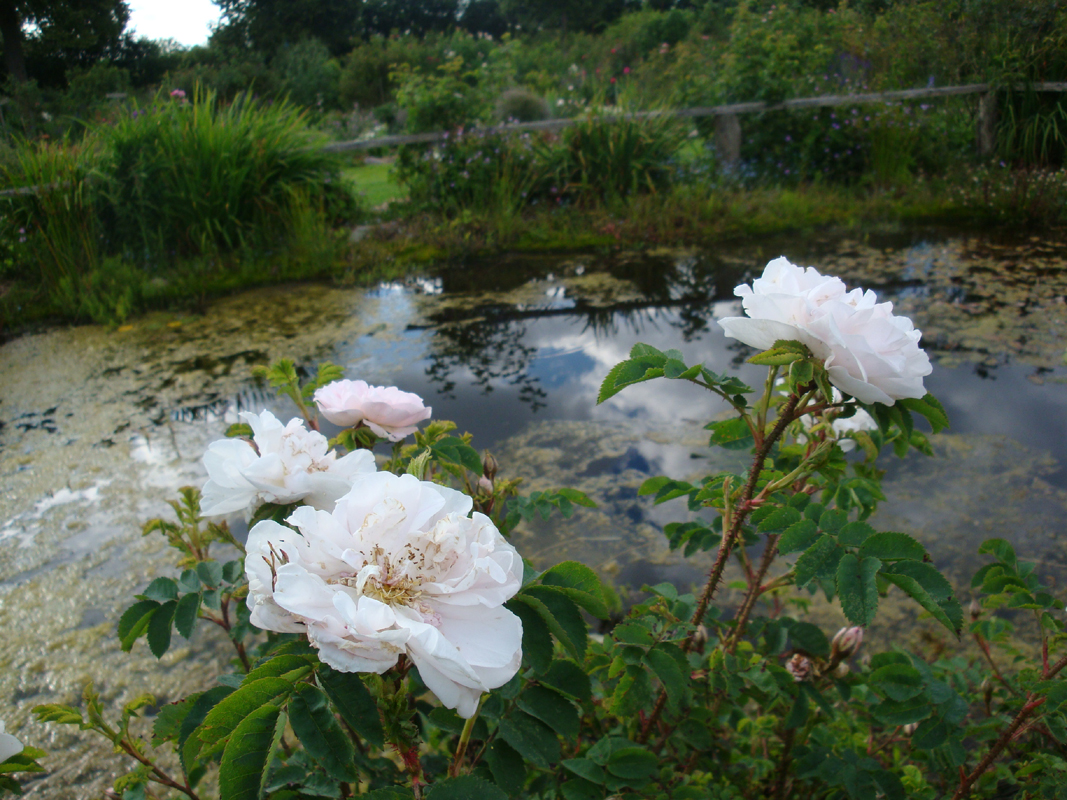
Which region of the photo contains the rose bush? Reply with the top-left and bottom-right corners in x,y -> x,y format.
199,409 -> 376,516
315,379 -> 433,441
719,256 -> 932,404
245,471 -> 523,717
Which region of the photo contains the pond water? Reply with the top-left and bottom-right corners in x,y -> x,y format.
3,228 -> 1067,796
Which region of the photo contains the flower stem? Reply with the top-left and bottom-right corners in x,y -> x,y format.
951,695 -> 1046,799
449,696 -> 484,777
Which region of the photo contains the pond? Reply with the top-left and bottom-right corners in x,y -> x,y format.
3,227 -> 1067,796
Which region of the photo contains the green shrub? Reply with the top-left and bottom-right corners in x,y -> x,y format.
540,114 -> 684,202
96,88 -> 341,261
393,56 -> 489,133
273,38 -> 341,112
495,87 -> 550,122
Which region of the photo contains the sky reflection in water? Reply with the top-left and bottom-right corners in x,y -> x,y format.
328,237 -> 1067,589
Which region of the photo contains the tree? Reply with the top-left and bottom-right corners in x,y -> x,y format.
212,0 -> 362,56
0,0 -> 130,84
360,0 -> 459,37
498,0 -> 628,33
459,0 -> 510,37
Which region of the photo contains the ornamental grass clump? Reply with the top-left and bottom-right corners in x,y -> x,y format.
22,266 -> 1067,799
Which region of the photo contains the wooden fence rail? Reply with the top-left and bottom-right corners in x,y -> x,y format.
322,82 -> 1067,160
2,82 -> 1065,198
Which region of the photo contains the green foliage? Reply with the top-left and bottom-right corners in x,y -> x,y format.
28,347 -> 1067,800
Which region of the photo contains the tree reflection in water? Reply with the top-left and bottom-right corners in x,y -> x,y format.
415,251 -> 748,409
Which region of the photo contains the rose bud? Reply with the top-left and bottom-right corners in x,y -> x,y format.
830,626 -> 864,660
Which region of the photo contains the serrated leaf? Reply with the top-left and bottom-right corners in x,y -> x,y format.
540,562 -> 608,619
118,600 -> 161,652
507,598 -> 553,675
142,577 -> 179,603
757,506 -> 802,535
836,554 -> 880,627
147,600 -> 177,658
749,348 -> 804,366
611,666 -> 653,718
868,664 -> 924,702
794,535 -> 844,588
485,739 -> 526,795
179,685 -> 233,771
517,586 -> 588,661
870,695 -> 932,726
517,686 -> 579,739
606,747 -> 658,781
707,417 -> 755,450
218,704 -> 281,800
288,684 -> 357,782
836,521 -> 876,547
787,621 -> 830,659
645,647 -> 688,711
563,758 -> 606,784
173,592 -> 201,640
196,560 -> 223,589
778,520 -> 820,554
541,659 -> 592,703
431,437 -> 484,474
498,712 -> 560,769
152,695 -> 198,746
858,532 -> 927,562
427,776 -> 508,800
597,356 -> 667,403
882,561 -> 962,635
197,677 -> 294,750
899,394 -> 949,433
317,665 -> 385,747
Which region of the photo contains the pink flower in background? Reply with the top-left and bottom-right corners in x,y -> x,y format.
623,67 -> 631,75
315,379 -> 432,441
170,89 -> 186,99
245,472 -> 523,717
719,257 -> 932,405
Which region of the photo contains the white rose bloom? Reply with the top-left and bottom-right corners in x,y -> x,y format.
719,257 -> 932,405
0,720 -> 23,762
314,380 -> 432,442
200,410 -> 376,516
245,472 -> 523,718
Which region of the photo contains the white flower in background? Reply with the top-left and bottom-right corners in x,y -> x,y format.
0,720 -> 23,762
796,388 -> 878,452
314,380 -> 432,442
200,410 -> 376,516
719,257 -> 932,405
245,472 -> 523,718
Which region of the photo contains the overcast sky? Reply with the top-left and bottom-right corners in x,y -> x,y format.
126,0 -> 222,47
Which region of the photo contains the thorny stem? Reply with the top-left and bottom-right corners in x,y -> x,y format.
117,739 -> 200,800
726,532 -> 783,653
687,392 -> 803,636
951,695 -> 1046,800
972,631 -> 1017,695
770,728 -> 795,800
449,696 -> 484,777
218,596 -> 252,673
638,393 -> 805,746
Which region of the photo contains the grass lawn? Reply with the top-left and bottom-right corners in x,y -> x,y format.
341,160 -> 406,208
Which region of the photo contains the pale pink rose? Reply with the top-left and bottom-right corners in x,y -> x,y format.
199,410 -> 376,516
245,472 -> 523,718
719,257 -> 931,405
314,380 -> 432,441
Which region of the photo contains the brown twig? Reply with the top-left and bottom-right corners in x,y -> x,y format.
950,696 -> 1046,799
118,740 -> 201,800
726,532 -> 783,653
637,394 -> 804,746
770,728 -> 795,800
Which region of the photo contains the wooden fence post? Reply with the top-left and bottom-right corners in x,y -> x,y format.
977,92 -> 997,157
715,113 -> 741,167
